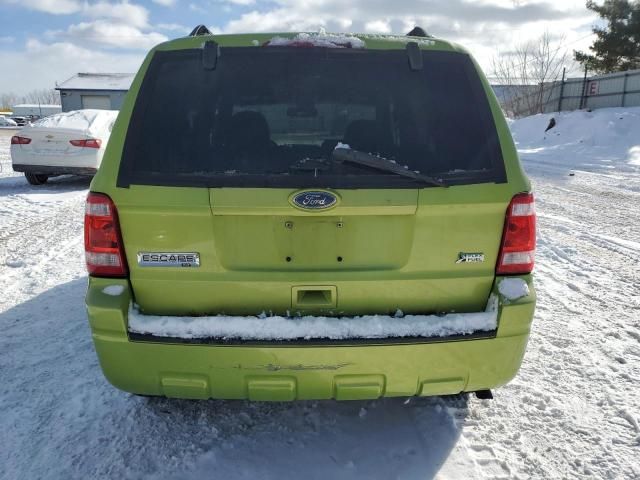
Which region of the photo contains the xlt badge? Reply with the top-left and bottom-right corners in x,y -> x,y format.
137,252 -> 200,268
456,252 -> 485,264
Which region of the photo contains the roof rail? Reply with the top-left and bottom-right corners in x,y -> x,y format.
406,26 -> 430,38
189,25 -> 212,37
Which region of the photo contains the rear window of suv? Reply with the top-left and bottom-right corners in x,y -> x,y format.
118,46 -> 506,188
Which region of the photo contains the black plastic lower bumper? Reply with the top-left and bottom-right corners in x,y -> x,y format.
12,164 -> 97,176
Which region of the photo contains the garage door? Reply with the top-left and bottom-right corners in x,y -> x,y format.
81,95 -> 112,110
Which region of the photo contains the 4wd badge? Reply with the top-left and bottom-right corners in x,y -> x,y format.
456,252 -> 485,264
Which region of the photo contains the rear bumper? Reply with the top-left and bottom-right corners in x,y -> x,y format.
13,164 -> 97,176
86,276 -> 536,400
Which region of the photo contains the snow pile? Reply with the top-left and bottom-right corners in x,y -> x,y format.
629,145 -> 640,166
266,30 -> 365,49
498,278 -> 530,301
28,109 -> 117,133
128,296 -> 498,340
510,106 -> 640,173
0,115 -> 18,127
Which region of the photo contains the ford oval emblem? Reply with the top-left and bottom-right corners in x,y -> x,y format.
291,191 -> 338,210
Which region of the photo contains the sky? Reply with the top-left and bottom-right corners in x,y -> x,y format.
0,0 -> 600,95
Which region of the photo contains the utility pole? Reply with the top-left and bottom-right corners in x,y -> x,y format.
579,66 -> 589,110
557,67 -> 566,112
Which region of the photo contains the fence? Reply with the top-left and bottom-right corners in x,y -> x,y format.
542,68 -> 640,113
493,68 -> 640,117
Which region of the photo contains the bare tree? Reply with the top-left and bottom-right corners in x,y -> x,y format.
492,32 -> 569,118
22,89 -> 60,105
0,89 -> 61,110
0,93 -> 18,110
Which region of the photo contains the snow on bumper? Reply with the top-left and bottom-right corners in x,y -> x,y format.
127,296 -> 499,341
86,277 -> 535,400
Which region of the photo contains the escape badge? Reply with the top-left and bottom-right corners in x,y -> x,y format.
137,252 -> 200,268
456,252 -> 485,264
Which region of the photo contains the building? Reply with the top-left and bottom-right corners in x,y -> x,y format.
11,104 -> 62,117
56,73 -> 135,111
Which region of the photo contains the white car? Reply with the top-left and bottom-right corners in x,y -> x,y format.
0,115 -> 18,127
10,109 -> 118,185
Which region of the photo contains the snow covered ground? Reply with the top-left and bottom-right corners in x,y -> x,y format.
1,108 -> 639,479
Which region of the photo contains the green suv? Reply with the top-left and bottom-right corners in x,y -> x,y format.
84,28 -> 536,400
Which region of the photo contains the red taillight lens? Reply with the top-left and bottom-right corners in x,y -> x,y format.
497,193 -> 536,275
84,192 -> 128,277
70,138 -> 101,148
11,136 -> 31,145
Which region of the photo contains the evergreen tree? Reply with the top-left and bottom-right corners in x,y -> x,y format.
574,0 -> 640,73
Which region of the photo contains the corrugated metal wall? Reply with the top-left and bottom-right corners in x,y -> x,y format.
542,69 -> 640,113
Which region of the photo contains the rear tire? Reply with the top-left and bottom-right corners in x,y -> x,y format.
24,173 -> 49,185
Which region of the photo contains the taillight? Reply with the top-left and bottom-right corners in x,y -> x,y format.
70,138 -> 101,148
84,192 -> 128,277
496,193 -> 536,275
11,136 -> 31,145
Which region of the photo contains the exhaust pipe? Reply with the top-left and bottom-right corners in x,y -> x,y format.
474,389 -> 493,400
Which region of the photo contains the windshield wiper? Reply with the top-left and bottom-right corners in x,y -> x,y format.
332,147 -> 447,187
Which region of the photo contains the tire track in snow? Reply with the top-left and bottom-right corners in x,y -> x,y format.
0,179 -> 88,312
445,401 -> 513,479
465,150 -> 640,479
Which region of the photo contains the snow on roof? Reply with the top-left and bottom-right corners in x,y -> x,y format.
358,34 -> 436,46
56,73 -> 135,91
266,30 -> 366,49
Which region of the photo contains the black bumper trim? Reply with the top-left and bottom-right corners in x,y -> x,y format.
127,329 -> 497,347
12,164 -> 97,176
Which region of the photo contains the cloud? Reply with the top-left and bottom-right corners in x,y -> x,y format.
3,1 -> 152,28
0,0 -> 597,94
223,10 -> 328,33
156,23 -> 190,33
216,0 -> 595,74
189,3 -> 206,13
49,20 -> 167,50
4,0 -> 81,14
83,1 -> 149,29
364,20 -> 391,34
221,0 -> 588,34
31,2 -> 167,51
0,39 -> 144,94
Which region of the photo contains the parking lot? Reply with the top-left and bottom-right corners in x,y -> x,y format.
1,112 -> 639,478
